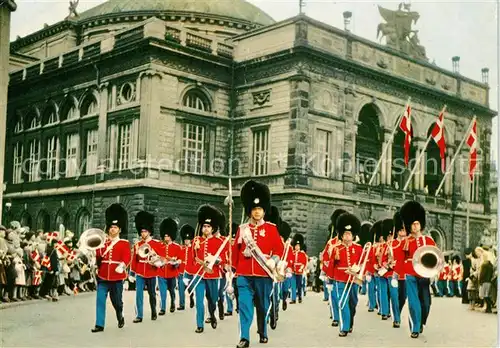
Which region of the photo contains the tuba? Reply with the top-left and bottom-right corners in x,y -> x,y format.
78,228 -> 107,251
412,245 -> 445,278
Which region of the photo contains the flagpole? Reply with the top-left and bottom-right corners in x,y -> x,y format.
466,189 -> 470,247
434,116 -> 477,197
402,134 -> 433,191
368,97 -> 411,186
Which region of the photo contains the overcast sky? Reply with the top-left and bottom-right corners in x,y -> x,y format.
8,0 -> 499,163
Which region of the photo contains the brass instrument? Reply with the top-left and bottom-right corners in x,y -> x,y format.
137,243 -> 165,268
412,245 -> 445,278
339,242 -> 372,310
78,228 -> 107,251
276,238 -> 292,281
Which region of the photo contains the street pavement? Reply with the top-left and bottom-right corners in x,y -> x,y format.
0,290 -> 497,347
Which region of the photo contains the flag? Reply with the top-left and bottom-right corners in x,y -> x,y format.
399,103 -> 412,166
431,108 -> 447,172
466,118 -> 478,180
33,271 -> 43,286
31,249 -> 40,263
67,250 -> 78,263
41,255 -> 51,270
45,232 -> 59,244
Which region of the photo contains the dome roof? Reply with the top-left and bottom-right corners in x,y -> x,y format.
78,0 -> 275,27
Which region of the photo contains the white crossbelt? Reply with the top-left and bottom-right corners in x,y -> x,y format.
102,260 -> 121,264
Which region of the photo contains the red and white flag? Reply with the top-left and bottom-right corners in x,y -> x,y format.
33,270 -> 43,286
466,118 -> 478,180
41,255 -> 51,270
31,249 -> 41,263
399,103 -> 412,166
54,240 -> 70,256
431,108 -> 447,172
67,250 -> 78,263
45,232 -> 59,244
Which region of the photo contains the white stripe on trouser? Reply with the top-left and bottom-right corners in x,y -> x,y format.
335,282 -> 343,331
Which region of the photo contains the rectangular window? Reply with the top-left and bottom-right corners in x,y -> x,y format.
182,123 -> 205,174
86,130 -> 98,175
469,173 -> 480,202
13,143 -> 23,184
117,123 -> 132,170
316,129 -> 331,177
65,133 -> 80,177
252,128 -> 269,176
46,136 -> 59,179
28,140 -> 40,182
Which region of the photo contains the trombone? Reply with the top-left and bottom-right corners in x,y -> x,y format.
338,242 -> 372,310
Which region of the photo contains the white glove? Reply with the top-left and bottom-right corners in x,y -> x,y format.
366,274 -> 372,283
128,275 -> 136,282
391,278 -> 398,288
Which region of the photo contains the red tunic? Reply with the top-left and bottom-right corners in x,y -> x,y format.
365,245 -> 377,276
192,235 -> 227,279
131,239 -> 164,278
439,264 -> 451,281
158,242 -> 182,279
390,239 -> 406,280
404,235 -> 436,278
178,244 -> 188,274
283,244 -> 294,271
293,250 -> 308,275
324,237 -> 340,280
96,238 -> 132,281
232,221 -> 284,277
333,243 -> 363,283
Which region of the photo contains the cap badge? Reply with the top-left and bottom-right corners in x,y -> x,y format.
254,198 -> 260,204
205,219 -> 211,223
345,225 -> 352,230
112,220 -> 118,224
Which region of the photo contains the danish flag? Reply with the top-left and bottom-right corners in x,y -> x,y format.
33,270 -> 43,286
67,250 -> 78,263
31,249 -> 41,263
466,118 -> 478,180
41,255 -> 51,270
399,103 -> 412,166
46,232 -> 59,244
431,108 -> 447,172
54,240 -> 70,256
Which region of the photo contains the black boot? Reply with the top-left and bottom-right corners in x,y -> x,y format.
91,326 -> 104,333
218,300 -> 225,320
118,316 -> 125,328
236,339 -> 249,348
190,295 -> 195,308
170,303 -> 175,313
485,297 -> 493,313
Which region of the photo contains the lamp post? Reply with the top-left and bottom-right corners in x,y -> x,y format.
0,0 -> 17,224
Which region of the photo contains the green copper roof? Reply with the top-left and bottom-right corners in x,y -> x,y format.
78,0 -> 275,26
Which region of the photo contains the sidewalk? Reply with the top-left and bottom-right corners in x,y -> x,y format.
0,291 -> 94,310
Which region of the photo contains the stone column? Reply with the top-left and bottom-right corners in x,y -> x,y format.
138,70 -> 162,165
444,147 -> 454,196
384,129 -> 392,186
419,141 -> 426,192
285,75 -> 310,188
0,1 -> 16,224
97,83 -> 109,170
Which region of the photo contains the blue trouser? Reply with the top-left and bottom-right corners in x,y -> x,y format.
398,280 -> 406,313
406,275 -> 431,334
95,279 -> 123,328
447,281 -> 455,297
272,282 -> 280,316
335,281 -> 359,333
379,277 -> 390,316
437,280 -> 446,296
237,276 -> 273,341
367,275 -> 377,310
194,277 -> 219,329
323,280 -> 329,300
360,279 -> 367,295
177,274 -> 186,307
226,291 -> 234,313
281,277 -> 291,301
326,279 -> 340,321
158,277 -> 176,312
456,281 -> 462,296
218,276 -> 226,302
292,274 -> 303,301
302,275 -> 307,295
387,278 -> 401,324
135,275 -> 157,319
374,275 -> 381,313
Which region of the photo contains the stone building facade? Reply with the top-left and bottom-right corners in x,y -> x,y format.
2,1 -> 496,256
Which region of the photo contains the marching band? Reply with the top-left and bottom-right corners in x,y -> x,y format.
79,179 -> 448,345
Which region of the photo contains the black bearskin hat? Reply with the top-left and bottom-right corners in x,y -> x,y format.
240,180 -> 271,217
279,221 -> 292,240
452,254 -> 461,263
106,203 -> 128,233
400,200 -> 426,233
358,223 -> 373,246
180,224 -> 195,241
217,208 -> 227,236
370,220 -> 383,243
381,218 -> 394,240
393,210 -> 404,233
197,205 -> 219,231
265,205 -> 282,228
160,218 -> 178,240
292,233 -> 305,250
330,208 -> 348,238
135,211 -> 154,234
336,212 -> 361,239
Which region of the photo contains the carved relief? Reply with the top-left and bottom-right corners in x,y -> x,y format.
307,26 -> 346,55
352,43 -> 374,64
375,50 -> 393,69
252,89 -> 271,107
439,75 -> 456,93
424,68 -> 439,86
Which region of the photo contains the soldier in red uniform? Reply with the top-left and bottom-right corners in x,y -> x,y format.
192,205 -> 226,333
393,211 -> 408,313
178,224 -> 195,309
290,234 -> 308,304
401,200 -> 437,338
437,257 -> 451,297
91,203 -> 131,333
131,211 -> 163,323
331,212 -> 362,337
158,218 -> 181,315
279,221 -> 293,311
232,180 -> 284,348
224,222 -> 240,316
375,219 -> 393,321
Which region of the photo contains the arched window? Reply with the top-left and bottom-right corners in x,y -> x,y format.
392,126 -> 417,190
26,110 -> 40,130
76,209 -> 91,238
355,104 -> 382,184
14,117 -> 23,133
36,210 -> 50,233
81,94 -> 98,116
429,229 -> 445,250
42,105 -> 58,126
60,98 -> 78,121
183,89 -> 211,112
20,212 -> 32,229
55,209 -> 69,232
424,124 -> 445,196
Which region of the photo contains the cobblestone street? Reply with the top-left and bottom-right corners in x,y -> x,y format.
1,291 -> 497,347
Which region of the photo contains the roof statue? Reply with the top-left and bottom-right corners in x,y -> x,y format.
66,0 -> 79,19
376,3 -> 427,60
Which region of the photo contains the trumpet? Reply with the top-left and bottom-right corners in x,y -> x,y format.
78,228 -> 107,251
339,242 -> 372,310
413,245 -> 444,278
137,243 -> 165,268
